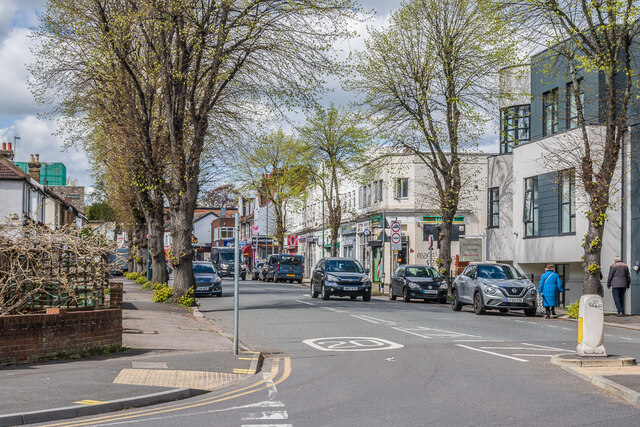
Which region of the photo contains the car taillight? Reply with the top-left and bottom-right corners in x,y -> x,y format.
277,262 -> 280,269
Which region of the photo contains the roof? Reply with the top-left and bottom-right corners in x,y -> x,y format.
194,211 -> 218,222
0,156 -> 30,181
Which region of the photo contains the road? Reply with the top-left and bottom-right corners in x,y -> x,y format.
46,279 -> 640,426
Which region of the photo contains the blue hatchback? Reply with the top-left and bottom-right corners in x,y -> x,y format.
266,254 -> 304,283
193,261 -> 222,297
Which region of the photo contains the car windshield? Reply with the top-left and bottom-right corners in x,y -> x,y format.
405,266 -> 440,278
325,260 -> 363,273
193,264 -> 215,274
477,265 -> 523,280
280,256 -> 302,266
219,252 -> 235,262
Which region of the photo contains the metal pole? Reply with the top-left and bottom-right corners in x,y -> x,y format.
381,210 -> 386,292
322,163 -> 325,256
233,208 -> 240,355
146,236 -> 151,281
266,200 -> 269,259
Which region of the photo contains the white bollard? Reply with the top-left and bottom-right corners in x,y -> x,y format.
576,294 -> 607,356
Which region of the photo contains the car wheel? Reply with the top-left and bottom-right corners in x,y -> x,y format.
451,289 -> 462,311
321,284 -> 330,300
403,287 -> 410,302
524,308 -> 536,317
298,280 -> 303,284
363,293 -> 371,302
473,292 -> 486,315
439,297 -> 447,304
499,308 -> 509,313
389,286 -> 396,300
350,296 -> 357,300
310,283 -> 318,298
241,274 -> 246,281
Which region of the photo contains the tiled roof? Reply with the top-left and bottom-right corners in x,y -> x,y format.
0,157 -> 27,180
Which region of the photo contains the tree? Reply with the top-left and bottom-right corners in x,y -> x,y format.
238,129 -> 308,249
300,105 -> 372,256
199,184 -> 239,208
86,201 -> 115,222
34,0 -> 359,297
512,0 -> 640,294
352,0 -> 518,283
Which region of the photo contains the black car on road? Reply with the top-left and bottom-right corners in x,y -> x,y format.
211,247 -> 247,280
192,261 -> 222,297
252,262 -> 266,280
310,258 -> 371,301
389,265 -> 448,303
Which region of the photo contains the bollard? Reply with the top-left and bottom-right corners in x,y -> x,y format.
576,294 -> 606,356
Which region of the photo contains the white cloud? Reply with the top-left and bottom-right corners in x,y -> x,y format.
0,27 -> 41,116
0,115 -> 90,187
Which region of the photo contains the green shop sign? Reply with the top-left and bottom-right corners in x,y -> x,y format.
423,215 -> 465,224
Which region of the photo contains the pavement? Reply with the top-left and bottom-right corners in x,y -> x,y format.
0,280 -> 262,426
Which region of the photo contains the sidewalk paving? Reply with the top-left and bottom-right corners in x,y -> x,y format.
0,280 -> 260,426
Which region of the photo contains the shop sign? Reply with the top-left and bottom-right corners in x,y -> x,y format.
356,220 -> 371,234
459,238 -> 483,262
423,215 -> 465,224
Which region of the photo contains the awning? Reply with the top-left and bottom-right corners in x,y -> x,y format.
242,245 -> 253,257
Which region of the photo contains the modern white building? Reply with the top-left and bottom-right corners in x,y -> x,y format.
486,52 -> 639,314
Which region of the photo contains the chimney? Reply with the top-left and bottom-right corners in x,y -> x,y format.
0,142 -> 14,161
28,154 -> 42,183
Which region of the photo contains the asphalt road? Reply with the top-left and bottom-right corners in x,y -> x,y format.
48,279 -> 640,426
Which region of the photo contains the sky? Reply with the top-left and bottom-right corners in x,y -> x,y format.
0,0 -> 498,193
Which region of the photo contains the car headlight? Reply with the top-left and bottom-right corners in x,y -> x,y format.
439,283 -> 448,290
220,263 -> 229,268
485,286 -> 499,295
326,274 -> 339,283
528,286 -> 537,295
408,282 -> 421,290
360,275 -> 369,282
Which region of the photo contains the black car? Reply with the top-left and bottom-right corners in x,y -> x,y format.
389,265 -> 448,303
211,247 -> 247,280
310,257 -> 372,301
252,262 -> 266,280
192,261 -> 222,297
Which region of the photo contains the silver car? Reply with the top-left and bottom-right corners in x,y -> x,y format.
451,263 -> 537,316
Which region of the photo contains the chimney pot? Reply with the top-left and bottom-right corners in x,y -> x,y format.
30,154 -> 34,162
1,143 -> 5,150
35,154 -> 39,162
7,142 -> 11,150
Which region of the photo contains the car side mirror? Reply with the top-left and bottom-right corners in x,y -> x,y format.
364,268 -> 370,274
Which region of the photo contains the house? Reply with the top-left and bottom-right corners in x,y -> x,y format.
486,48 -> 640,314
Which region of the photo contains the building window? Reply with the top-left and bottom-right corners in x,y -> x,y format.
373,180 -> 383,202
221,227 -> 234,239
543,88 -> 558,136
566,79 -> 584,129
395,178 -> 408,199
500,105 -> 530,153
559,169 -> 576,233
524,176 -> 538,237
488,187 -> 499,228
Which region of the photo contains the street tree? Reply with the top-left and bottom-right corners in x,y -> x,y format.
510,0 -> 640,295
33,0 -> 358,296
352,0 -> 519,282
238,129 -> 308,250
199,184 -> 239,208
300,105 -> 372,256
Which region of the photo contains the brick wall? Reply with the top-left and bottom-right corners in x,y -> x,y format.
0,308 -> 122,365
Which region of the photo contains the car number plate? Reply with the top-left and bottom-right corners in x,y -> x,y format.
287,274 -> 295,277
343,286 -> 358,291
506,297 -> 524,303
196,287 -> 209,291
424,290 -> 438,294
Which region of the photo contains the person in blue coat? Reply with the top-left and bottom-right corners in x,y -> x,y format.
538,265 -> 563,318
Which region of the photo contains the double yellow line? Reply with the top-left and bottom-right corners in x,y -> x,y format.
42,357 -> 291,427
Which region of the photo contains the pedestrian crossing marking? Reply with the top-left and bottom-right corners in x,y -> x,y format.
74,400 -> 107,405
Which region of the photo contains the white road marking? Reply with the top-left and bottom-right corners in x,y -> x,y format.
562,327 -> 572,331
620,337 -> 632,341
322,307 -> 346,313
354,314 -> 396,325
294,299 -> 314,306
241,425 -> 292,427
479,347 -> 557,351
303,337 -> 404,352
547,325 -> 557,328
351,315 -> 380,324
241,411 -> 289,420
521,342 -> 572,352
512,354 -> 554,357
456,344 -> 528,362
453,339 -> 500,342
393,326 -> 480,339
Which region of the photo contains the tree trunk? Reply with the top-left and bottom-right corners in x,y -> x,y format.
582,207 -> 607,295
147,204 -> 168,284
438,217 -> 453,286
275,203 -> 285,252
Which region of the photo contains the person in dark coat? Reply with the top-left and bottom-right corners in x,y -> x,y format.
538,265 -> 563,318
607,256 -> 631,316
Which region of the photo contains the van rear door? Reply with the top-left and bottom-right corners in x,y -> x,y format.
279,255 -> 303,276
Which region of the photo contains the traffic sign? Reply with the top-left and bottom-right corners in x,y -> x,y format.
390,220 -> 402,250
390,220 -> 401,233
391,233 -> 401,244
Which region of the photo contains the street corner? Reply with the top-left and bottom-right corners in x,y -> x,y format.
233,351 -> 264,375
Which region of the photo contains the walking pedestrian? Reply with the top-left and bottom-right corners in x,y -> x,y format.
607,256 -> 631,317
538,265 -> 563,319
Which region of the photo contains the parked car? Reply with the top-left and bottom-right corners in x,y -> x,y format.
389,265 -> 448,303
211,247 -> 247,280
192,261 -> 222,297
310,257 -> 371,301
252,262 -> 266,280
451,263 -> 537,316
107,248 -> 129,276
265,254 -> 304,283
